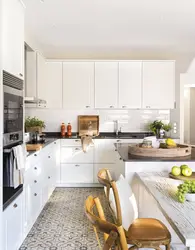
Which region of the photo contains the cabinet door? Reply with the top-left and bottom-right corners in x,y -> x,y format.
3,194 -> 23,250
63,62 -> 94,109
61,146 -> 94,163
94,139 -> 116,163
38,62 -> 63,109
2,0 -> 24,79
142,61 -> 175,109
25,51 -> 37,97
119,62 -> 142,109
37,53 -> 46,103
61,164 -> 93,183
95,62 -> 118,108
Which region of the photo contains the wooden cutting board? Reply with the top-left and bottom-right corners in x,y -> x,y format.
169,172 -> 195,181
26,144 -> 43,151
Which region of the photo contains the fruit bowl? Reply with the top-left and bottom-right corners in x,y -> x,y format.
185,193 -> 195,202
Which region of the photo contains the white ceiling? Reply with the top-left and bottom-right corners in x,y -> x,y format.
23,0 -> 195,59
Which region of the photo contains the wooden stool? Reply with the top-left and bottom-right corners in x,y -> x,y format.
85,195 -> 129,250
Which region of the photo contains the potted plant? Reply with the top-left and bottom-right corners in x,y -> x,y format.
25,116 -> 46,133
148,120 -> 172,138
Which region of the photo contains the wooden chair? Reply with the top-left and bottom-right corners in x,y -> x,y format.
97,168 -> 113,201
98,169 -> 171,250
85,195 -> 129,250
111,181 -> 171,250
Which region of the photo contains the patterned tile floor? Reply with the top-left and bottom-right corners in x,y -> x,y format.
20,188 -> 111,250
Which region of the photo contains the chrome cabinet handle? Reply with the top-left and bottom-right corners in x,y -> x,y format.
75,148 -> 80,151
117,140 -> 121,142
19,73 -> 23,77
122,106 -> 127,108
115,149 -> 117,151
48,176 -> 51,179
34,180 -> 37,183
34,167 -> 37,170
110,105 -> 114,108
48,156 -> 51,158
13,203 -> 18,208
75,140 -> 80,142
119,157 -> 122,160
86,106 -> 90,108
146,106 -> 151,108
34,193 -> 37,196
54,142 -> 56,144
34,154 -> 37,157
75,164 -> 80,167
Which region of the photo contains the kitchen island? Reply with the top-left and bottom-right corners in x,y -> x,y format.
116,143 -> 195,183
134,172 -> 195,250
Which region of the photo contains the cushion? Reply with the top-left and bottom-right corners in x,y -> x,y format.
109,174 -> 138,231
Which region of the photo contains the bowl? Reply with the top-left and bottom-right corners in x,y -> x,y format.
185,193 -> 195,202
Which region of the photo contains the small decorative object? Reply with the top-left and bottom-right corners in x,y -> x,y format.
61,123 -> 66,137
25,116 -> 46,133
148,120 -> 172,138
67,123 -> 72,136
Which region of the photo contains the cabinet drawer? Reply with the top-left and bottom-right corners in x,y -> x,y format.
61,164 -> 93,183
61,139 -> 81,147
61,146 -> 94,163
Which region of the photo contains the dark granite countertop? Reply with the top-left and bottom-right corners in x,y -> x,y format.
115,143 -> 195,162
44,132 -> 155,140
27,138 -> 56,157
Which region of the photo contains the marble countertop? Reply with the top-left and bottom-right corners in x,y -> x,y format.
137,172 -> 195,246
116,143 -> 195,162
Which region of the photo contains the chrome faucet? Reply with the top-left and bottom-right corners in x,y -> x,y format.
114,120 -> 121,136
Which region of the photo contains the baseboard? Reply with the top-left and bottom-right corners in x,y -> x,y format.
55,183 -> 102,188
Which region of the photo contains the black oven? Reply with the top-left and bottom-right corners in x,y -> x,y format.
3,71 -> 24,210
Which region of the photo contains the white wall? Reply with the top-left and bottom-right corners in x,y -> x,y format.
184,88 -> 190,144
190,88 -> 195,144
25,108 -> 170,134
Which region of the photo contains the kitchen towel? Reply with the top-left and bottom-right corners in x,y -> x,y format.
81,135 -> 94,153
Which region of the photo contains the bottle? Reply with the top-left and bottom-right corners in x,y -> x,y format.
67,123 -> 72,137
61,123 -> 66,137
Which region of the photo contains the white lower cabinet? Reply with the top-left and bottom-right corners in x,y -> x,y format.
61,164 -> 93,183
3,193 -> 23,250
61,146 -> 94,163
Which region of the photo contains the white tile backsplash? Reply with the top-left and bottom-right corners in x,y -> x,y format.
25,108 -> 170,133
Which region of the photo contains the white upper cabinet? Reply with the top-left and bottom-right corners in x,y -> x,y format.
2,0 -> 24,79
63,62 -> 94,109
39,62 -> 63,109
25,51 -> 37,97
119,61 -> 142,109
142,61 -> 175,109
37,53 -> 46,100
95,62 -> 118,109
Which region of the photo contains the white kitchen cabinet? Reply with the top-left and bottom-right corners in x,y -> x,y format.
61,164 -> 93,183
94,139 -> 116,163
61,146 -> 94,163
142,61 -> 175,109
25,51 -> 37,98
63,62 -> 94,109
3,193 -> 23,250
2,0 -> 24,79
119,61 -> 142,109
61,139 -> 81,147
38,62 -> 63,109
95,62 -> 118,109
37,53 -> 46,106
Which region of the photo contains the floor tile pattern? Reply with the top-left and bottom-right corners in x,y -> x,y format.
20,188 -> 112,250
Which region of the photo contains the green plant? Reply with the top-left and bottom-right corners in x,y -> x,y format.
148,120 -> 172,135
163,123 -> 172,132
25,116 -> 46,129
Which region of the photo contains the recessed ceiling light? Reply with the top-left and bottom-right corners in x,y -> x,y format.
40,0 -> 44,3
